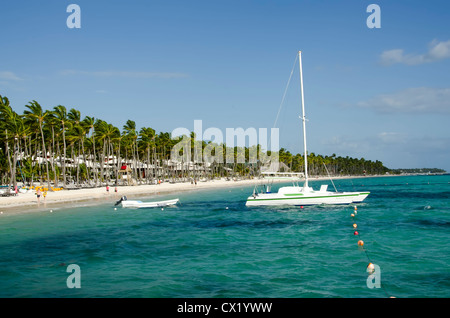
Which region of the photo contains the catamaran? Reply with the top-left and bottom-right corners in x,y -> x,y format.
246,51 -> 369,207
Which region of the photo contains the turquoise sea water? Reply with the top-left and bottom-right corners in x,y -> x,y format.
0,175 -> 449,298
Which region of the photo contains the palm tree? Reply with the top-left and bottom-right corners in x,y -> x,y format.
157,132 -> 171,180
94,119 -> 108,184
104,123 -> 120,184
139,127 -> 156,184
45,113 -> 58,186
67,108 -> 91,185
52,105 -> 70,187
23,101 -> 52,191
0,96 -> 21,189
68,108 -> 81,125
111,132 -> 124,185
66,123 -> 85,185
82,116 -> 97,186
123,120 -> 138,181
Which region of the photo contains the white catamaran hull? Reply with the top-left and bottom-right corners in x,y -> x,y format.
246,190 -> 369,206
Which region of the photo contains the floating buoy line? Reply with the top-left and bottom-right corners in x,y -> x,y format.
351,205 -> 394,298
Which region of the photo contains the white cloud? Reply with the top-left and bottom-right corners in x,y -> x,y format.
0,71 -> 23,81
380,40 -> 450,65
356,87 -> 450,114
377,132 -> 407,144
61,69 -> 188,79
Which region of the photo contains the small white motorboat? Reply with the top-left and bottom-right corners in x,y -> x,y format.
115,196 -> 179,208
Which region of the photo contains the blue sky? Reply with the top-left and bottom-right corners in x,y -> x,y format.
1,0 -> 450,171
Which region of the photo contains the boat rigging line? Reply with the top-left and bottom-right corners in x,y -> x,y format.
272,53 -> 299,130
323,162 -> 338,192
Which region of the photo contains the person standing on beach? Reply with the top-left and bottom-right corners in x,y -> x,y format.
106,185 -> 110,194
43,191 -> 47,201
36,188 -> 41,203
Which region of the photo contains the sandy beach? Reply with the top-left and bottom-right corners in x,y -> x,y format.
0,175 -> 377,213
0,178 -> 263,212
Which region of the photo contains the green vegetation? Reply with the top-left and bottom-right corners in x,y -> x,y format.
389,168 -> 447,175
277,148 -> 389,176
1,94 -> 390,189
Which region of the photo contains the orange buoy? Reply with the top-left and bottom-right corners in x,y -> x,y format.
353,223 -> 357,229
351,213 -> 355,217
357,240 -> 364,246
367,263 -> 375,273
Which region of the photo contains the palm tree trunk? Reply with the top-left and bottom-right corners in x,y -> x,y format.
100,140 -> 106,185
56,138 -> 61,187
92,130 -> 97,187
146,146 -> 150,184
71,144 -> 75,184
39,121 -> 52,191
116,140 -> 121,185
62,123 -> 67,187
12,137 -> 19,189
76,140 -> 81,185
152,146 -> 156,184
132,140 -> 137,182
51,126 -> 57,187
34,132 -> 40,187
136,141 -> 140,182
5,130 -> 14,189
81,136 -> 86,184
106,137 -> 111,184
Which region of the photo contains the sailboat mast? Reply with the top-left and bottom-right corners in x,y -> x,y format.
298,51 -> 309,187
